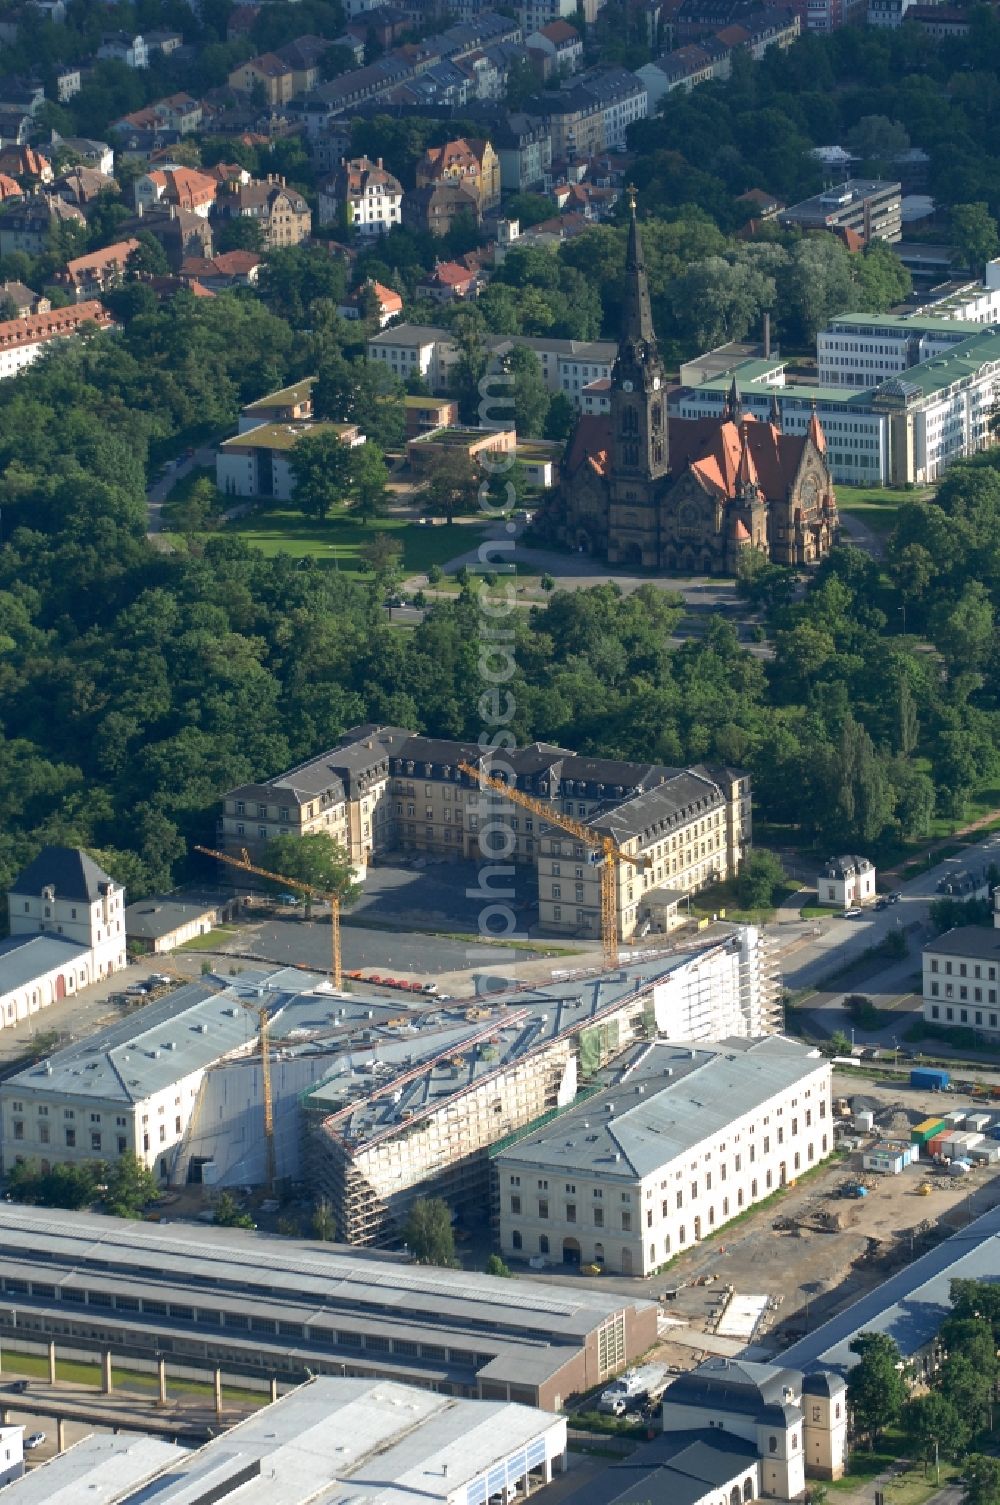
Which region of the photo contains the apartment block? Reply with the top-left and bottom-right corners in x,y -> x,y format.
778,179 -> 902,244
368,323 -> 617,409
529,67 -> 647,162
496,1036 -> 832,1275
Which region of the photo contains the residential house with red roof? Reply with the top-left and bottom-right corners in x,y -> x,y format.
417,260 -> 479,302
526,19 -> 583,76
55,238 -> 141,298
0,144 -> 52,185
415,137 -> 501,212
0,299 -> 113,380
180,250 -> 263,289
134,166 -> 218,217
337,278 -> 403,326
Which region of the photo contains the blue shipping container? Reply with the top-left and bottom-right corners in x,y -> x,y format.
911,1068 -> 950,1090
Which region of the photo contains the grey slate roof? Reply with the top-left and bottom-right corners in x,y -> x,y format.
0,934 -> 88,995
123,897 -> 220,940
589,770 -> 723,844
9,845 -> 114,903
665,1357 -> 802,1417
557,1428 -> 759,1505
2,973 -> 274,1102
497,1036 -> 827,1179
923,926 -> 1000,961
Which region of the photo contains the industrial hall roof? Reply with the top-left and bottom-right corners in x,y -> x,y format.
2,1378 -> 564,1505
0,935 -> 89,996
0,971 -> 272,1102
0,1203 -> 656,1396
552,1428 -> 759,1505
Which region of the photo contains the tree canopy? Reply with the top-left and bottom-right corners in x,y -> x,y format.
403,1196 -> 457,1266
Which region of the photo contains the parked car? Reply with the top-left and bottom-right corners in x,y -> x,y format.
275,893 -> 300,907
24,1433 -> 45,1450
125,983 -> 150,997
597,1395 -> 627,1416
8,1380 -> 28,1394
843,908 -> 863,919
889,891 -> 902,903
875,898 -> 889,911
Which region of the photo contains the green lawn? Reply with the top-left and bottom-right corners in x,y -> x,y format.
210,508 -> 486,577
177,926 -> 238,951
691,877 -> 801,924
828,1433 -> 962,1505
1,1346 -> 266,1405
837,484 -> 932,536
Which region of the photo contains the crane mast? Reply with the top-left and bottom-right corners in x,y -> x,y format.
194,844 -> 343,990
457,761 -> 646,970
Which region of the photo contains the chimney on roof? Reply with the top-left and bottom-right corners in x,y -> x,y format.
377,157 -> 383,168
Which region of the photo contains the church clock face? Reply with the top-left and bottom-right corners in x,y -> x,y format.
621,379 -> 634,392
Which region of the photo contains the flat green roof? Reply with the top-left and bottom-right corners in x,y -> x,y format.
693,359 -> 873,406
403,395 -> 453,408
242,377 -> 315,412
827,313 -> 984,336
222,420 -> 355,452
872,325 -> 1000,398
410,426 -> 513,446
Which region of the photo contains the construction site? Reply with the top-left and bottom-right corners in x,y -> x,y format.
300,949 -> 767,1246
627,1070 -> 1000,1375
153,929 -> 779,1245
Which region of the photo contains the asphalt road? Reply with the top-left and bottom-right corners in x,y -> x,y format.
770,826 -> 1000,1048
245,915 -> 525,979
146,445 -> 216,535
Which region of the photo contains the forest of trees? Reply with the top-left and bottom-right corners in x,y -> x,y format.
2,8 -> 1000,904
1,273 -> 998,901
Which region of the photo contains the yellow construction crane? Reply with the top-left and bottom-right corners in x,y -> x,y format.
457,761 -> 647,970
194,844 -> 343,991
153,956 -> 277,1190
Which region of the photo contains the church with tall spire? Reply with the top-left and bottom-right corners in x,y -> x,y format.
548,191 -> 839,574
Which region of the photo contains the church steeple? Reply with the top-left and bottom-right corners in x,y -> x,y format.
608,187 -> 669,489
620,185 -> 657,356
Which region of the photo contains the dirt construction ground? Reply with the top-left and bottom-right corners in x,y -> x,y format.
634,1072 -> 1000,1375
